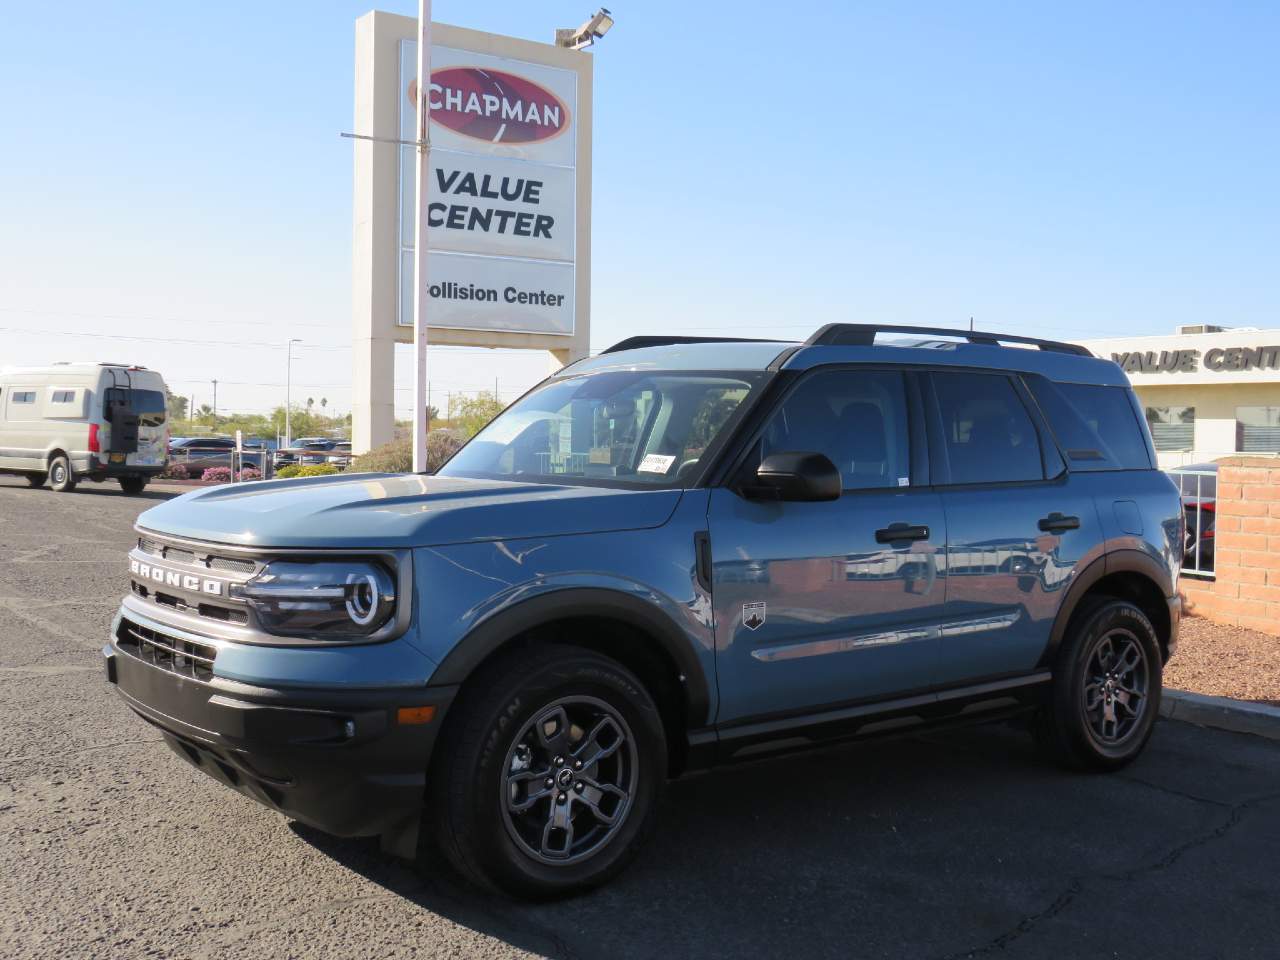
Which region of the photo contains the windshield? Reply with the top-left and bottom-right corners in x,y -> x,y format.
439,371 -> 764,487
104,387 -> 167,427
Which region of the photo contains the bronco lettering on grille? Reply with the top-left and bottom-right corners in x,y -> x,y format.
130,558 -> 222,596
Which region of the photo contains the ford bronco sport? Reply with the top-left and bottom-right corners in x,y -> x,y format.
105,324 -> 1182,898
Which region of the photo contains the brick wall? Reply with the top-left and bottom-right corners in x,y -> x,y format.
1181,456 -> 1280,636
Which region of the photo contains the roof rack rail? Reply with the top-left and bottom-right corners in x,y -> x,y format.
805,324 -> 1092,357
600,335 -> 786,355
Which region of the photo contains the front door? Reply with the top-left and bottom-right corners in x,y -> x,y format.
709,369 -> 947,726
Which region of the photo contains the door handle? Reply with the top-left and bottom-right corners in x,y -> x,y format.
875,523 -> 930,543
1038,512 -> 1081,532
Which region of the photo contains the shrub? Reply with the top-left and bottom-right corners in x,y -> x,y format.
350,431 -> 463,475
295,463 -> 339,478
201,466 -> 233,484
161,462 -> 189,480
238,467 -> 262,481
274,465 -> 301,479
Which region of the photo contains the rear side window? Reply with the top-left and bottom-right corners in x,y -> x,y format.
1027,379 -> 1152,470
52,390 -> 76,403
930,372 -> 1043,484
13,391 -> 35,404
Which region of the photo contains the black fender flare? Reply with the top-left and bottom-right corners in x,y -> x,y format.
1038,549 -> 1175,670
427,587 -> 713,728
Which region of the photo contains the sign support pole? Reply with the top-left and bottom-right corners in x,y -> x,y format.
411,0 -> 432,473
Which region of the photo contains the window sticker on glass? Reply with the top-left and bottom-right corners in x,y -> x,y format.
638,454 -> 676,474
898,477 -> 909,487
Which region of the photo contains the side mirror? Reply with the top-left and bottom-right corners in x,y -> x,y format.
748,451 -> 841,502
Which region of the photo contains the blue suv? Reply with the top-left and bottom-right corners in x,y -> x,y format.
104,324 -> 1183,897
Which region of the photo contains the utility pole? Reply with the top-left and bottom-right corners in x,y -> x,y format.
411,0 -> 433,472
212,380 -> 218,422
494,376 -> 499,401
427,382 -> 432,430
285,338 -> 302,449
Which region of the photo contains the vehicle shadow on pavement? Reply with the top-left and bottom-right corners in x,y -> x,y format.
288,722 -> 1152,960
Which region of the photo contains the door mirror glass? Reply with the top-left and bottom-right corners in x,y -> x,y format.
748,451 -> 842,502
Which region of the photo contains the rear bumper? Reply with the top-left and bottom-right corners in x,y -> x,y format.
91,461 -> 166,478
103,635 -> 456,854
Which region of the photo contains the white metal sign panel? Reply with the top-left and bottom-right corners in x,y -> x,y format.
398,40 -> 577,335
407,251 -> 575,336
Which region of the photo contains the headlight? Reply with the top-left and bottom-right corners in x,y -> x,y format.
231,560 -> 396,639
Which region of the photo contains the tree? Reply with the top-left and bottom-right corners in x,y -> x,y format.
307,397 -> 315,409
425,405 -> 440,424
166,391 -> 188,421
198,404 -> 213,424
450,391 -> 505,438
320,397 -> 328,410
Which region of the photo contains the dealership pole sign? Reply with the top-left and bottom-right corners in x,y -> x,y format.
398,42 -> 578,336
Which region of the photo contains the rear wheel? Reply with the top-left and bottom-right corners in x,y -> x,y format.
1037,598 -> 1161,771
119,476 -> 147,496
25,473 -> 47,488
431,645 -> 667,899
48,455 -> 76,493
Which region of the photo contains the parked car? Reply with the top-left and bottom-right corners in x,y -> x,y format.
1170,463 -> 1217,572
330,441 -> 353,470
274,436 -> 333,468
169,436 -> 237,472
105,324 -> 1183,898
0,361 -> 169,494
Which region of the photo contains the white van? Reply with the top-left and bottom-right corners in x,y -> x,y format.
0,363 -> 170,495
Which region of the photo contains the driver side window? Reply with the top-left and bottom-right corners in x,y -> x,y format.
759,370 -> 910,491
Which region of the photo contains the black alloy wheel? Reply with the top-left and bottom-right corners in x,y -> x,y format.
431,644 -> 666,899
1037,597 -> 1162,771
1081,628 -> 1150,747
502,696 -> 638,864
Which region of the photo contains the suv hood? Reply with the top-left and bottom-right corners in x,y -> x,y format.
138,473 -> 684,548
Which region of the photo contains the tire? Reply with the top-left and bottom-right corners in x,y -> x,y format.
1037,597 -> 1162,771
48,455 -> 76,493
119,476 -> 147,496
26,473 -> 47,488
430,644 -> 667,899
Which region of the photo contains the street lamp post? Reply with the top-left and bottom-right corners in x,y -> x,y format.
285,338 -> 302,449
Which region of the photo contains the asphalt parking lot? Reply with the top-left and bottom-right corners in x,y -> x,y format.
2,476 -> 1279,960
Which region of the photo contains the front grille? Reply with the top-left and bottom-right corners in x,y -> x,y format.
209,556 -> 255,574
116,618 -> 217,681
136,535 -> 260,575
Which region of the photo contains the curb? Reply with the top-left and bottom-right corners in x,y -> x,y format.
1161,689 -> 1280,742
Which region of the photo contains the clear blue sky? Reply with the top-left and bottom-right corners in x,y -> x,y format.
2,1 -> 1276,417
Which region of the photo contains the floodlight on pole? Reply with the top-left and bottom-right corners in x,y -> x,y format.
555,8 -> 613,49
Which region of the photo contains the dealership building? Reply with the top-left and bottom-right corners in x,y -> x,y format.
1077,325 -> 1280,467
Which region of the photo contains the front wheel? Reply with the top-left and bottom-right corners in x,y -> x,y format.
48,455 -> 76,493
119,476 -> 147,496
1037,598 -> 1162,771
431,645 -> 667,899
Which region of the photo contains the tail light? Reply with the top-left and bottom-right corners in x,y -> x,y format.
88,423 -> 100,453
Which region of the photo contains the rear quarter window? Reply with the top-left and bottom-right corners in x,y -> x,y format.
1027,378 -> 1152,471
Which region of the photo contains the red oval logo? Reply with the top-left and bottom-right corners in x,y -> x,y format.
412,67 -> 570,145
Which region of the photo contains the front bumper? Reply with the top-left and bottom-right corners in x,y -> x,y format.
103,627 -> 456,855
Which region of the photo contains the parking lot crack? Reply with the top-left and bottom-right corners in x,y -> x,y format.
935,790 -> 1280,958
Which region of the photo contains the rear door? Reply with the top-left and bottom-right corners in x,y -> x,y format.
923,370 -> 1104,686
708,368 -> 948,725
